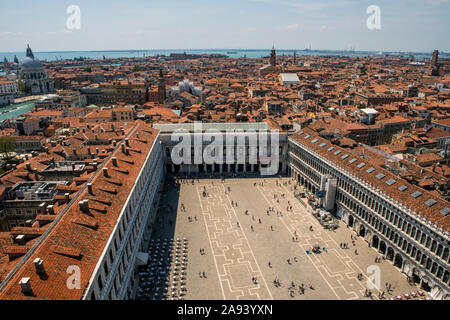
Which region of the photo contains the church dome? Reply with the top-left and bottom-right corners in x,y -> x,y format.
21,56 -> 43,68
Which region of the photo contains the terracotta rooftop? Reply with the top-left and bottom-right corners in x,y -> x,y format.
291,128 -> 450,233
0,121 -> 159,300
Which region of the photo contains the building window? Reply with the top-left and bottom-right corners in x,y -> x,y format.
98,275 -> 103,290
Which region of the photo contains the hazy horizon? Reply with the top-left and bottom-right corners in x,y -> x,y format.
1,0 -> 449,53
1,48 -> 448,54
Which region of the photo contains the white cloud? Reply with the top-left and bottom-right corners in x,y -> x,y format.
426,0 -> 450,4
285,23 -> 300,30
0,31 -> 24,37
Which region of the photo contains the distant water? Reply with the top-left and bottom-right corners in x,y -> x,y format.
0,49 -> 447,63
0,100 -> 35,122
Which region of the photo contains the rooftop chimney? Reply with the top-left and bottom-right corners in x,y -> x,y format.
47,205 -> 54,215
19,277 -> 32,294
26,163 -> 31,171
87,183 -> 93,194
103,167 -> 109,177
112,157 -> 118,166
16,234 -> 25,245
125,138 -> 129,147
65,193 -> 70,202
79,199 -> 89,213
33,258 -> 45,275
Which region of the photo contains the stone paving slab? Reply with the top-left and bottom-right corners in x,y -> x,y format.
148,177 -> 419,300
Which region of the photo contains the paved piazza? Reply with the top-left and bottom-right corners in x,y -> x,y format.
150,176 -> 421,300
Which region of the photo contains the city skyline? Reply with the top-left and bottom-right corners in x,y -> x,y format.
1,0 -> 449,53
0,0 -> 449,304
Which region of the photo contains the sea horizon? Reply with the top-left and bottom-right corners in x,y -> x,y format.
1,48 -> 449,63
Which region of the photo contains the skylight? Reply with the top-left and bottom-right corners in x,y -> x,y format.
385,179 -> 396,186
411,191 -> 422,198
424,199 -> 437,207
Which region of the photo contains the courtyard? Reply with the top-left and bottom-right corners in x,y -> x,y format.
141,176 -> 424,300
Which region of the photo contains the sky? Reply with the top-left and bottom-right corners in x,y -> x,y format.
0,0 -> 449,53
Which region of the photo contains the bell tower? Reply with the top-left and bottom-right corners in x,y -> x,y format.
158,69 -> 166,104
3,57 -> 8,74
270,45 -> 276,67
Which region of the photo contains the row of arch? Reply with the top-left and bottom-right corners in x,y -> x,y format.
347,213 -> 449,299
289,142 -> 447,266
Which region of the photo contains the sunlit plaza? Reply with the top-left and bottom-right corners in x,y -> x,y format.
136,176 -> 426,300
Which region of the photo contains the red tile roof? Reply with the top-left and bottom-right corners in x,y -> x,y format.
0,121 -> 159,300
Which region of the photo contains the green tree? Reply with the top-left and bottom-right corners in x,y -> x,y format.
17,80 -> 31,94
133,65 -> 145,72
84,67 -> 92,73
0,136 -> 16,160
